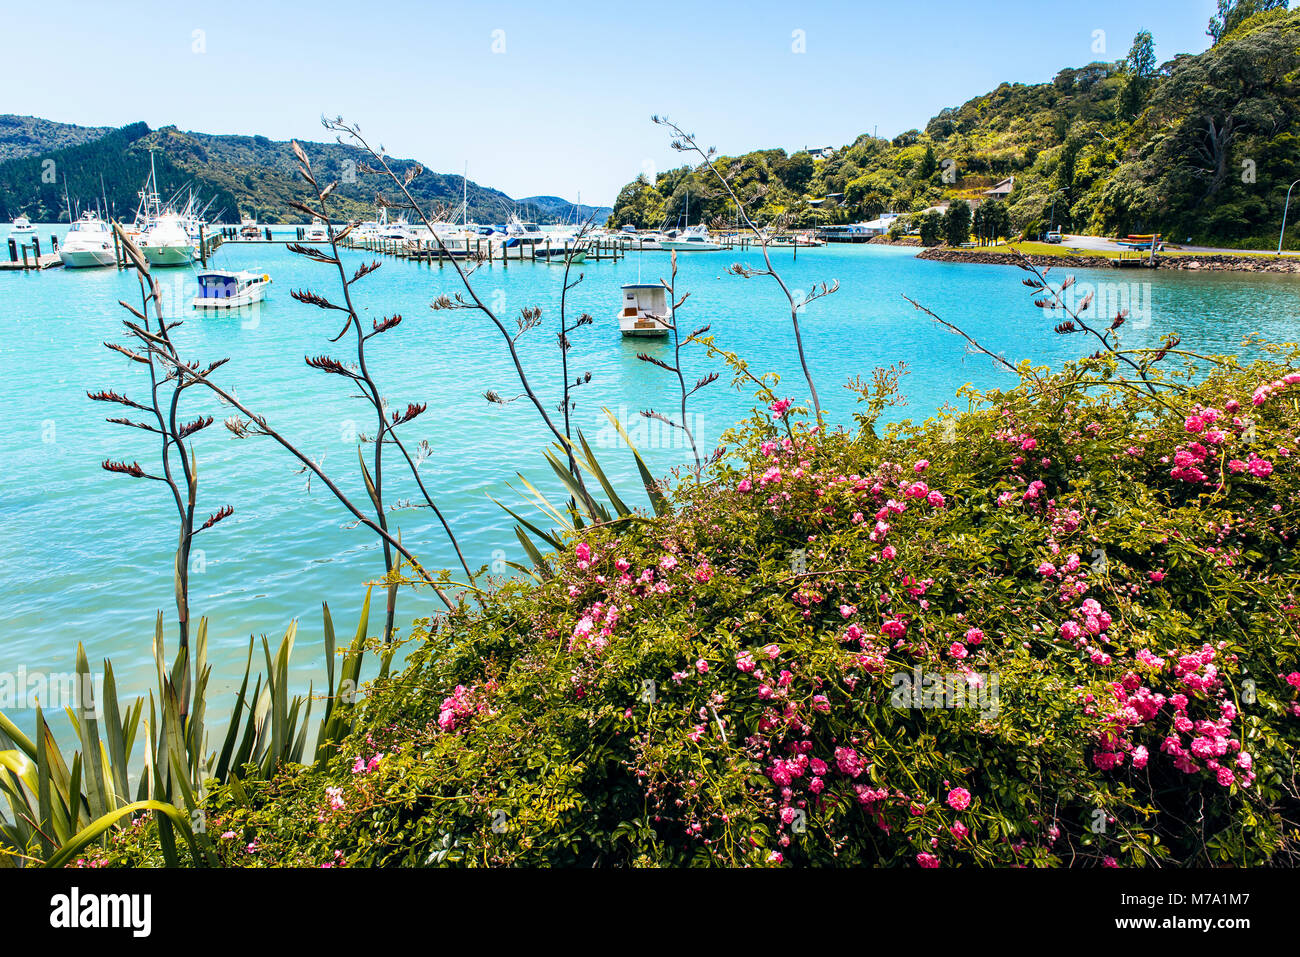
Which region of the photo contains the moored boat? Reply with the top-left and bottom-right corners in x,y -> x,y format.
11,215 -> 35,234
192,270 -> 272,309
659,224 -> 720,251
617,283 -> 672,337
57,212 -> 115,268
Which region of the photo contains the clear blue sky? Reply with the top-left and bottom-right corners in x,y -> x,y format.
9,0 -> 1225,205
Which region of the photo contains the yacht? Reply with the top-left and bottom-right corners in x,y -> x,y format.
192,270 -> 272,309
58,212 -> 115,268
11,215 -> 35,234
239,218 -> 261,240
617,283 -> 672,337
304,218 -> 330,242
659,224 -> 721,251
503,215 -> 547,248
140,211 -> 197,266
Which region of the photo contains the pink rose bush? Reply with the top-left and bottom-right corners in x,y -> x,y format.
98,356 -> 1300,868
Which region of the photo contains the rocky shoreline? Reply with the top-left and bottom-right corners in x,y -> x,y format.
914,247 -> 1300,274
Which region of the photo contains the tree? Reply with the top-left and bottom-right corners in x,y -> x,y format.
973,199 -> 1011,242
918,210 -> 943,246
609,174 -> 665,229
1117,30 -> 1157,120
1209,0 -> 1289,44
942,200 -> 972,246
777,151 -> 815,192
918,143 -> 938,179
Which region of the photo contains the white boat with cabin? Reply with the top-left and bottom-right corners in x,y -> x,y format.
304,217 -> 330,242
659,224 -> 721,251
192,270 -> 272,309
11,215 -> 35,234
618,283 -> 672,337
140,211 -> 197,266
58,212 -> 115,268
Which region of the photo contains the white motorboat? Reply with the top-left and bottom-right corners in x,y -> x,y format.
11,215 -> 35,234
58,212 -> 115,268
503,215 -> 547,248
617,283 -> 672,337
192,270 -> 272,309
140,212 -> 197,266
304,217 -> 330,242
659,224 -> 721,251
239,218 -> 261,240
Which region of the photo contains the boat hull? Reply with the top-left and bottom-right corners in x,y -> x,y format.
58,248 -> 116,268
619,315 -> 671,337
142,243 -> 196,266
192,284 -> 269,309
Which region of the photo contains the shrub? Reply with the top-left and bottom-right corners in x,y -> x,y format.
94,354 -> 1300,868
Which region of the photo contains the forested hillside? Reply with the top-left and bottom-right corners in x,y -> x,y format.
0,121 -> 607,225
610,3 -> 1300,247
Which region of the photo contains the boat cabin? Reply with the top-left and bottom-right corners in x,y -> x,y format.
193,270 -> 271,308
618,283 -> 671,337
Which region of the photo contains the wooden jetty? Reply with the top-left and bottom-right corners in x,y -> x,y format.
3,235 -> 63,271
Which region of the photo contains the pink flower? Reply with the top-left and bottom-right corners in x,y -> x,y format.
950,820 -> 969,840
736,651 -> 755,672
769,397 -> 793,418
926,490 -> 946,508
1247,457 -> 1273,478
949,642 -> 968,659
916,852 -> 940,868
905,481 -> 929,499
575,542 -> 591,562
913,459 -> 930,473
881,545 -> 897,561
839,604 -> 857,619
964,627 -> 984,644
946,787 -> 972,811
835,746 -> 865,778
694,562 -> 713,583
695,658 -> 709,674
737,479 -> 753,493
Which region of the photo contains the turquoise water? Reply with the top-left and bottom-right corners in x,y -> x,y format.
4,222 -> 1300,711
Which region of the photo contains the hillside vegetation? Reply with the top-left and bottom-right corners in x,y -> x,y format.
610,6 -> 1300,248
0,120 -> 608,225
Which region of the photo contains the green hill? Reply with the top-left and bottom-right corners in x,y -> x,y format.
610,6 -> 1300,248
0,119 -> 609,225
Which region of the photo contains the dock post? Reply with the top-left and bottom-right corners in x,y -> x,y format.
111,230 -> 121,269
22,247 -> 30,270
199,225 -> 207,267
33,236 -> 41,259
7,238 -> 16,263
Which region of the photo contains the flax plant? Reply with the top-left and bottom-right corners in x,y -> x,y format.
653,115 -> 837,429
282,140 -> 477,639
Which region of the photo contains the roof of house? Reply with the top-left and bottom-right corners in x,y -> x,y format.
984,177 -> 1015,195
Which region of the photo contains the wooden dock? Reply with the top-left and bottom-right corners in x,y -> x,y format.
3,235 -> 63,271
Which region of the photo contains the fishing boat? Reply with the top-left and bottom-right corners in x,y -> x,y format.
304,217 -> 330,242
659,224 -> 721,251
192,270 -> 272,309
140,211 -> 197,266
11,215 -> 35,234
57,212 -> 115,268
617,283 -> 672,337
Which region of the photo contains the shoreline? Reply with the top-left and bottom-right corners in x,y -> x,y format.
912,246 -> 1300,274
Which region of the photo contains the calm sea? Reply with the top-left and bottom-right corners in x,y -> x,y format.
4,224 -> 1300,714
